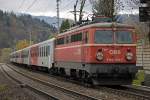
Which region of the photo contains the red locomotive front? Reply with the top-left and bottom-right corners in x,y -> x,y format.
54,23 -> 138,85
82,27 -> 136,64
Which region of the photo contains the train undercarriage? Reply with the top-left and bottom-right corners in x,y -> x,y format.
11,62 -> 138,85
51,62 -> 138,85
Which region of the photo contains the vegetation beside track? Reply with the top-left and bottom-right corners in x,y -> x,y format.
133,70 -> 145,85
0,84 -> 8,92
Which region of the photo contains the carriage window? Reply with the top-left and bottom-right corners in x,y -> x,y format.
42,47 -> 44,57
39,48 -> 41,57
95,30 -> 113,44
41,47 -> 43,57
45,46 -> 47,56
44,46 -> 46,57
43,47 -> 44,57
43,46 -> 45,57
45,46 -> 46,57
47,46 -> 50,56
116,31 -> 132,44
71,33 -> 82,42
40,47 -> 42,57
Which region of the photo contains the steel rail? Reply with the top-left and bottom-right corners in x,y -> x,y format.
8,64 -> 150,100
0,64 -> 59,100
97,86 -> 150,100
6,64 -> 100,100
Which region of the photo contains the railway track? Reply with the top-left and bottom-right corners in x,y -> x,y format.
8,64 -> 150,100
0,64 -> 59,100
97,85 -> 150,100
121,85 -> 150,99
3,64 -> 100,100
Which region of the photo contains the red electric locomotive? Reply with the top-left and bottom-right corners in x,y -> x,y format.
10,19 -> 138,85
54,22 -> 137,85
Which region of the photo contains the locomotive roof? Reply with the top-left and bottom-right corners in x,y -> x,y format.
58,22 -> 134,37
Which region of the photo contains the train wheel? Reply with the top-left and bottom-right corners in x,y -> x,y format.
83,71 -> 93,86
49,67 -> 55,74
54,67 -> 59,75
59,68 -> 66,76
49,67 -> 57,75
70,69 -> 77,80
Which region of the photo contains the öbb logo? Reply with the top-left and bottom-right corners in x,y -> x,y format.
109,50 -> 121,55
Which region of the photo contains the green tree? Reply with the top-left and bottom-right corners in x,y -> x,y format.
60,19 -> 70,33
0,10 -> 56,49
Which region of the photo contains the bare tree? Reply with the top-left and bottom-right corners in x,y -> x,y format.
90,0 -> 140,17
90,0 -> 114,17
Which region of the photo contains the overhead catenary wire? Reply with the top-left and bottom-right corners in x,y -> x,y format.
25,0 -> 38,12
60,0 -> 75,11
18,0 -> 25,10
84,0 -> 92,9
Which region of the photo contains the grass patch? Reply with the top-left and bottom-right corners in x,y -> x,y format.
0,84 -> 8,92
132,70 -> 145,86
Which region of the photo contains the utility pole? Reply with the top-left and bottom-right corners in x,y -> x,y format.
74,0 -> 78,24
70,0 -> 79,25
56,0 -> 60,34
148,1 -> 150,42
79,0 -> 86,23
29,32 -> 32,46
111,0 -> 115,22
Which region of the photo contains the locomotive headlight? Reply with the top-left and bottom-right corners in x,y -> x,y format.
96,52 -> 103,61
126,52 -> 133,61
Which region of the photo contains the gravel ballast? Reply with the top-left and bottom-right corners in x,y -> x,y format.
9,64 -> 134,100
0,64 -> 47,100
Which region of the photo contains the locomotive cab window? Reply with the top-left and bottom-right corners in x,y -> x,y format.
95,30 -> 113,44
116,31 -> 132,44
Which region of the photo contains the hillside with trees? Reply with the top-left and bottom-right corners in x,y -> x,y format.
0,10 -> 57,49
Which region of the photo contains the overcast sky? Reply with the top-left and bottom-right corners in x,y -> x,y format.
0,0 -> 92,19
0,0 -> 139,19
